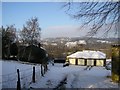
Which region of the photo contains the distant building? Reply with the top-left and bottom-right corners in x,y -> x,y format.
65,41 -> 77,47
65,40 -> 86,48
66,50 -> 106,67
51,43 -> 57,46
78,40 -> 86,45
97,40 -> 111,44
42,42 -> 48,45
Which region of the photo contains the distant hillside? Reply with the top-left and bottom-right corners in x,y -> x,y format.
42,37 -> 119,44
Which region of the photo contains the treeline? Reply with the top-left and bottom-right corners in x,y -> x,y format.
44,41 -> 112,59
1,17 -> 43,62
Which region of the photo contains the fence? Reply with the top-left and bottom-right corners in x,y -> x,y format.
0,66 -> 41,89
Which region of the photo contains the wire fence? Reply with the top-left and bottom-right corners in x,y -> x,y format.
0,66 -> 42,89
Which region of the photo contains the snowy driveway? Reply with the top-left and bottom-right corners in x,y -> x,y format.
29,63 -> 118,89
0,60 -> 118,89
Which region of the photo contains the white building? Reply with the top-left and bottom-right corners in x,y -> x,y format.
51,43 -> 57,46
97,40 -> 111,44
78,40 -> 86,45
65,41 -> 77,47
66,50 -> 106,66
65,40 -> 86,48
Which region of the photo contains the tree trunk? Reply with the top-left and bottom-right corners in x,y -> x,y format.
111,44 -> 120,83
7,44 -> 10,59
28,46 -> 32,61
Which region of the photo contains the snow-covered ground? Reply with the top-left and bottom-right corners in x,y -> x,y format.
0,60 -> 41,89
0,59 -> 118,89
30,64 -> 117,89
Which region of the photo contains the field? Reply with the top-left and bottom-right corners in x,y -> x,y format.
0,59 -> 118,89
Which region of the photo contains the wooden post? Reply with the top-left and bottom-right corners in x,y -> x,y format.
94,59 -> 96,66
84,59 -> 87,66
41,65 -> 44,77
75,59 -> 78,65
32,66 -> 35,83
17,69 -> 21,90
103,59 -> 106,67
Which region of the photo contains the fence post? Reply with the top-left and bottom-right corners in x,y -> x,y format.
41,65 -> 44,77
17,69 -> 21,90
32,66 -> 35,83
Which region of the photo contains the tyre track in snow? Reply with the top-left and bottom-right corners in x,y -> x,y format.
66,68 -> 117,88
53,77 -> 67,90
71,73 -> 80,88
66,69 -> 87,88
66,68 -> 96,88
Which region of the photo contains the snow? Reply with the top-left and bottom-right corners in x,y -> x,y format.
0,59 -> 118,89
30,65 -> 117,89
30,63 -> 118,89
67,50 -> 106,59
65,67 -> 114,88
0,60 -> 41,89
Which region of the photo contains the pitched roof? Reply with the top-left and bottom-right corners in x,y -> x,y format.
67,50 -> 106,59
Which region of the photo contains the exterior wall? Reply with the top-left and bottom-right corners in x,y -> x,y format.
87,59 -> 94,66
69,58 -> 76,64
96,60 -> 104,66
78,59 -> 84,65
67,58 -> 106,66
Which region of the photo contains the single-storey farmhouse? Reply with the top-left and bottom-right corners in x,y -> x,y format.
66,50 -> 106,66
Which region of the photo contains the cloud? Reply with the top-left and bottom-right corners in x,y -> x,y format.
41,23 -> 118,39
41,25 -> 88,38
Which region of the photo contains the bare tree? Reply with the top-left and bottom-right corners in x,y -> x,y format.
63,1 -> 120,38
20,17 -> 41,61
20,17 -> 41,46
